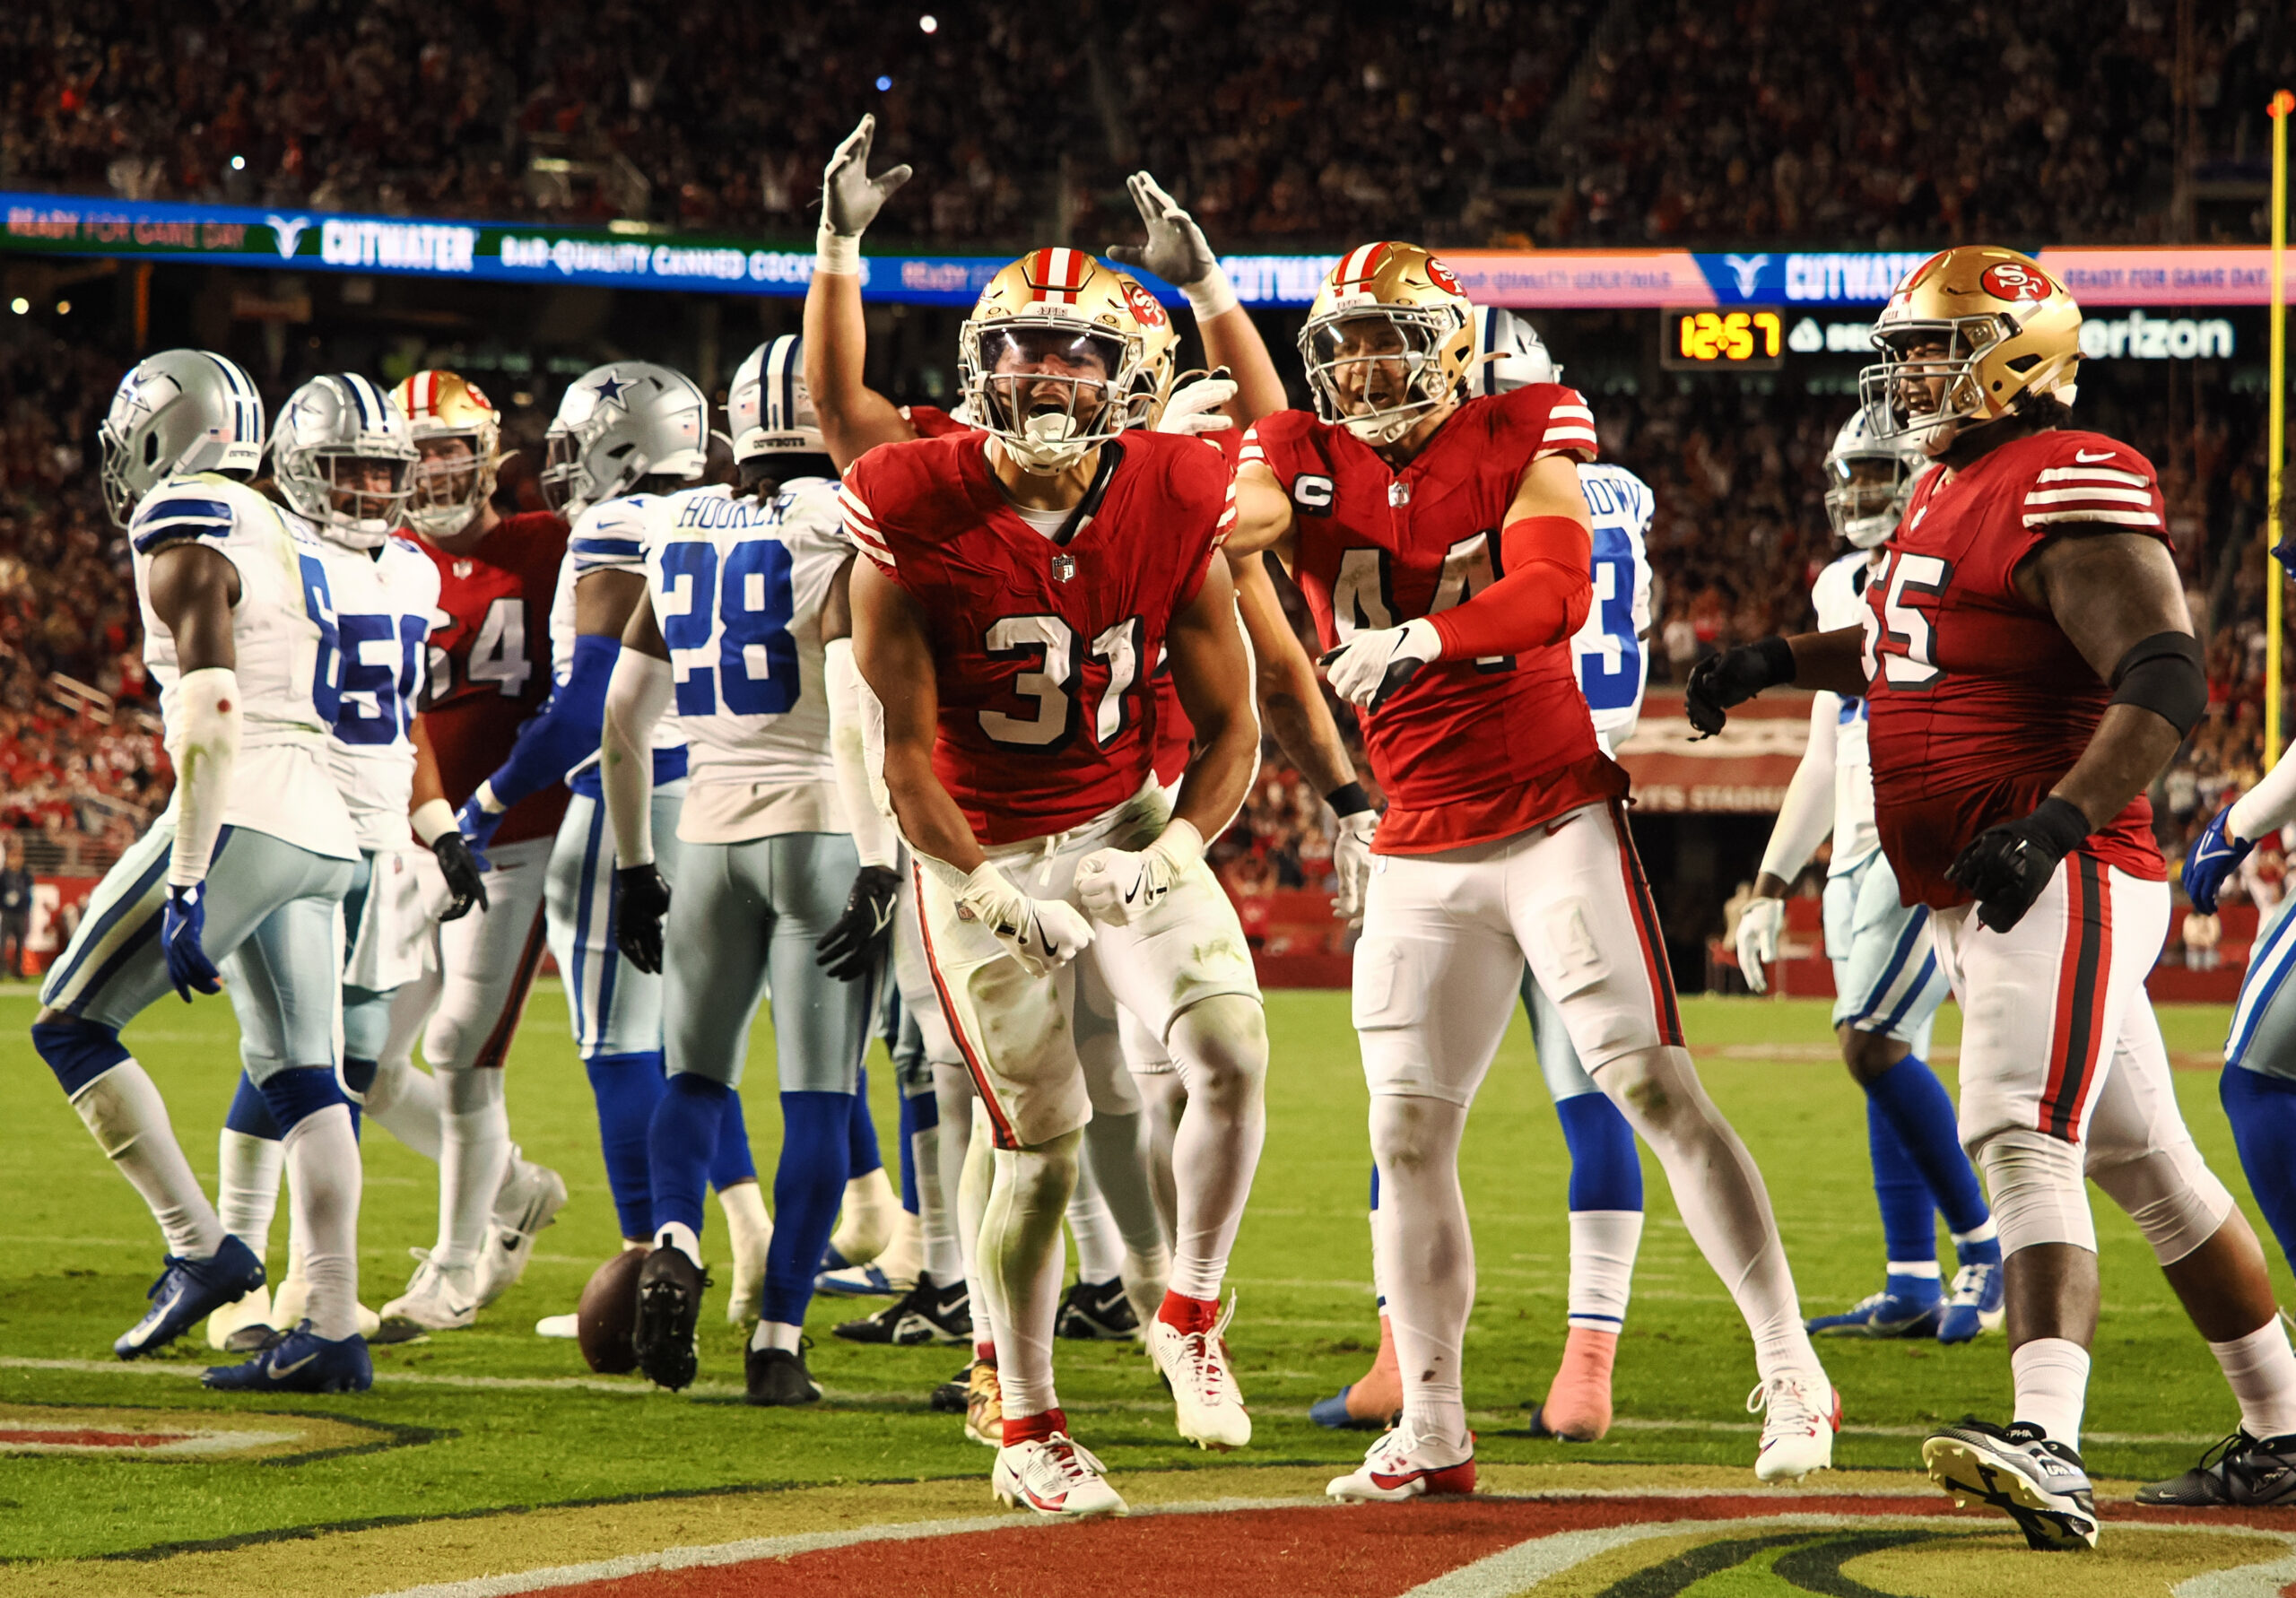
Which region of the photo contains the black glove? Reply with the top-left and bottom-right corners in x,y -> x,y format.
1683,637 -> 1796,739
1945,796 -> 2092,933
815,864 -> 902,982
430,832 -> 490,923
614,863 -> 672,974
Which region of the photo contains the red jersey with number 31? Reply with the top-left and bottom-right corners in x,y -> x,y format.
842,430 -> 1230,845
1242,386 -> 1626,853
413,508 -> 569,846
1862,427 -> 2170,908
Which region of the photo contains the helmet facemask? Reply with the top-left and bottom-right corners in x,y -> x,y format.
285,446 -> 415,549
964,322 -> 1137,474
1825,451 -> 1919,548
404,430 -> 498,538
1301,306 -> 1461,446
1857,317 -> 2019,456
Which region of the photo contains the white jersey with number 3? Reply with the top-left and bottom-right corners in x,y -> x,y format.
645,479 -> 852,844
1572,462 -> 1656,753
307,534 -> 440,850
126,473 -> 358,861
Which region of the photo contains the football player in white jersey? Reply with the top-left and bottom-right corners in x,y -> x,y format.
604,334 -> 897,1402
1313,309 -> 1659,1442
451,363 -> 775,1334
33,351 -> 371,1389
202,376 -> 457,1350
1735,412 -> 2005,1342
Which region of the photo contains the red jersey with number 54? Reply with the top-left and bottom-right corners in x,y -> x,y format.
1242,386 -> 1627,853
413,508 -> 569,846
841,430 -> 1229,845
1862,428 -> 2170,908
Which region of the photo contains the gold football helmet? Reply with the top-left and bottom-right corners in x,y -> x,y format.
1114,271 -> 1180,428
1298,242 -> 1475,446
1858,247 -> 2081,456
389,369 -> 505,537
957,248 -> 1153,473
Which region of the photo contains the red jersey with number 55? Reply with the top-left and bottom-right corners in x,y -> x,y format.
413,508 -> 570,846
1863,428 -> 2170,908
842,430 -> 1229,845
1242,386 -> 1626,853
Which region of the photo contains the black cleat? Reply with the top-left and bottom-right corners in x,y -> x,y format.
1055,1277 -> 1138,1342
1923,1416 -> 2098,1550
2138,1429 -> 2296,1507
929,1361 -> 972,1413
632,1245 -> 709,1392
744,1341 -> 822,1406
834,1274 -> 971,1346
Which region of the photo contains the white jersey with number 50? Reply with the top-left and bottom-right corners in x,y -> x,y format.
126,473 -> 360,862
307,535 -> 439,850
1572,462 -> 1655,752
643,480 -> 852,844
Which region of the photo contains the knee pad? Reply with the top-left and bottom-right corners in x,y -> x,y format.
31,1017 -> 128,1098
1170,994 -> 1269,1094
2087,1139 -> 2234,1266
1369,1092 -> 1466,1177
1976,1129 -> 2095,1255
437,1064 -> 504,1116
1590,1045 -> 1712,1140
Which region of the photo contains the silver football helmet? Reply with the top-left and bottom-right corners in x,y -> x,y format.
540,362 -> 709,516
273,374 -> 421,550
1468,305 -> 1561,395
728,336 -> 826,463
1823,408 -> 1931,549
98,349 -> 267,527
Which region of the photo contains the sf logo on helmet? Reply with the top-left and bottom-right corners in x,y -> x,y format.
1423,256 -> 1464,297
1980,262 -> 2053,302
1123,281 -> 1168,330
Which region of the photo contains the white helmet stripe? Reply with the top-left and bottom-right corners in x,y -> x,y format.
765,335 -> 800,432
1338,242 -> 1384,284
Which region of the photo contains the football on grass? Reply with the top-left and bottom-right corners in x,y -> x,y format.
576,1249 -> 646,1374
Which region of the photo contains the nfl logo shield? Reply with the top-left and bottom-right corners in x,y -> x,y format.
1052,553 -> 1076,583
1388,482 -> 1411,507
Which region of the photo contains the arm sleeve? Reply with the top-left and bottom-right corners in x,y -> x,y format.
825,637 -> 900,869
2230,755 -> 2296,844
601,649 -> 671,867
1424,514 -> 1593,660
165,666 -> 242,887
1756,693 -> 1840,885
479,630 -> 620,812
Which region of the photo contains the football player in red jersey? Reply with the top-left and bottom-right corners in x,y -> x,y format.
363,371 -> 570,1333
1691,247 -> 2296,1547
848,248 -> 1268,1517
1227,242 -> 1837,1498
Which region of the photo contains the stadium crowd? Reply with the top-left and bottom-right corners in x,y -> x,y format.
1,1 -> 2283,248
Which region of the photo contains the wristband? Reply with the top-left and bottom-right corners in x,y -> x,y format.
1181,265 -> 1239,321
1752,635 -> 1797,686
411,798 -> 457,847
472,780 -> 507,816
815,225 -> 862,276
1325,781 -> 1373,817
2028,795 -> 2094,854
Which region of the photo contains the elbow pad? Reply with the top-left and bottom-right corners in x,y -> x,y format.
2108,630 -> 2205,736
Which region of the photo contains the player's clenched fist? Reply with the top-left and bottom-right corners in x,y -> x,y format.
1945,795 -> 2091,933
1683,637 -> 1796,738
1322,617 -> 1439,710
1075,820 -> 1205,925
956,860 -> 1095,976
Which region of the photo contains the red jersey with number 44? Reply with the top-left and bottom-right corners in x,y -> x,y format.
1242,386 -> 1627,853
1863,428 -> 2170,908
413,508 -> 570,846
843,430 -> 1230,845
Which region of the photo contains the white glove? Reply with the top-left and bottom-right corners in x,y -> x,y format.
1735,896 -> 1785,994
1074,820 -> 1203,926
1321,617 -> 1440,710
1155,375 -> 1239,438
822,114 -> 912,240
1105,171 -> 1238,318
1331,807 -> 1378,925
957,860 -> 1094,977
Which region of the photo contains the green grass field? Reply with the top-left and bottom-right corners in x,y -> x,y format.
0,986 -> 2278,1563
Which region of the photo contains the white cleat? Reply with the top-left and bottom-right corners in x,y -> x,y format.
476,1151 -> 567,1307
259,1276 -> 380,1341
206,1284 -> 275,1352
1144,1296 -> 1251,1450
992,1430 -> 1128,1518
1326,1424 -> 1477,1503
535,1313 -> 579,1339
379,1249 -> 478,1336
1750,1374 -> 1840,1482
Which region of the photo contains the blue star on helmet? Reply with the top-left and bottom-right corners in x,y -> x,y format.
589,373 -> 631,407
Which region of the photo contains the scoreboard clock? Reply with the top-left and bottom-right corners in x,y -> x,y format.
1661,307 -> 1786,370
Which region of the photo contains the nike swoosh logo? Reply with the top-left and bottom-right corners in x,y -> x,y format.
867,901 -> 895,935
143,1285 -> 184,1331
271,1350 -> 321,1378
2074,449 -> 2117,463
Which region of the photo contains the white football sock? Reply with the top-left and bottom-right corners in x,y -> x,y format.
918,1068 -> 967,1285
981,1135 -> 1079,1420
1594,1046 -> 1818,1383
829,1166 -> 897,1266
1079,1107 -> 1170,1314
2210,1318 -> 2296,1438
750,1319 -> 803,1353
1065,1171 -> 1126,1284
1164,995 -> 1268,1303
1567,1210 -> 1644,1331
2011,1336 -> 2092,1449
433,1065 -> 507,1270
363,1056 -> 443,1162
872,1205 -> 922,1284
1370,1092 -> 1473,1452
657,1220 -> 703,1268
959,1111 -> 998,1361
71,1062 -> 223,1258
217,1128 -> 283,1262
718,1179 -> 771,1270
282,1105 -> 361,1342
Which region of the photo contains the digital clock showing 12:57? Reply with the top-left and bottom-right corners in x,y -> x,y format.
1661,307 -> 1786,370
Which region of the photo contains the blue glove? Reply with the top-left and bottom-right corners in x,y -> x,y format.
161,883 -> 221,1002
455,793 -> 505,872
2184,804 -> 2256,914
